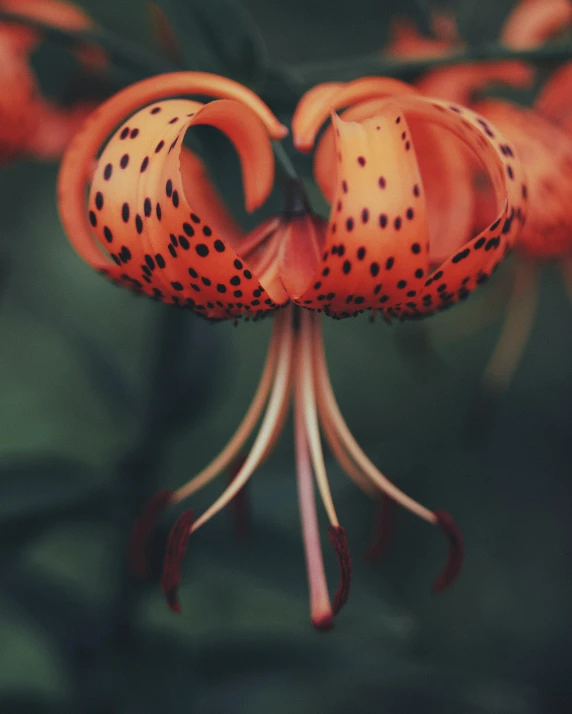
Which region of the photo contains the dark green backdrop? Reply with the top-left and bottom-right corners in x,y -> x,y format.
1,1 -> 571,712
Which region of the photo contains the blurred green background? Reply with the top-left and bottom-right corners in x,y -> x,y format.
1,0 -> 571,712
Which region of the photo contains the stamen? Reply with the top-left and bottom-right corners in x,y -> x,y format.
319,404 -> 377,497
313,324 -> 437,525
129,489 -> 173,579
161,509 -> 194,612
171,309 -> 283,505
190,306 -> 295,533
365,493 -> 397,562
328,525 -> 352,615
482,258 -> 538,395
228,455 -> 250,539
432,509 -> 464,593
295,374 -> 333,631
299,309 -> 339,527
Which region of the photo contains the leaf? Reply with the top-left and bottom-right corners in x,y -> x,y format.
0,455 -> 111,549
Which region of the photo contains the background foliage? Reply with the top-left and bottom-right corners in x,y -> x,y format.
1,0 -> 571,712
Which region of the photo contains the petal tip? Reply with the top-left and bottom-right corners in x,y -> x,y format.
161,509 -> 195,613
432,509 -> 464,593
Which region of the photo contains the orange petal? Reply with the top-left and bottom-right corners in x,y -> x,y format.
58,73 -> 287,319
26,99 -> 97,159
385,16 -> 457,59
292,98 -> 526,319
313,98 -> 475,264
404,99 -> 527,319
293,107 -> 430,316
500,0 -> 572,48
535,62 -> 572,131
292,77 -> 419,152
79,99 -> 281,319
179,147 -> 243,246
418,62 -> 534,106
0,0 -> 106,67
474,98 -> 572,258
0,33 -> 39,162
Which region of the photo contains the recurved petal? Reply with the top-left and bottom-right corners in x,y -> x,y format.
535,62 -> 572,132
294,97 -> 526,319
82,99 -> 282,319
474,99 -> 572,258
0,34 -> 39,161
417,62 -> 533,107
292,77 -> 419,152
293,106 -> 430,316
0,0 -> 102,63
500,0 -> 572,48
58,73 -> 287,319
313,98 -> 475,264
399,99 -> 527,319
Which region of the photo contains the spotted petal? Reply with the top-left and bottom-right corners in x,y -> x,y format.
292,77 -> 419,152
58,72 -> 288,320
313,98 -> 475,266
294,106 -> 431,317
291,94 -> 526,319
474,99 -> 572,259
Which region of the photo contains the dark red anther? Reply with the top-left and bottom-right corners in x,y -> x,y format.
365,493 -> 397,562
432,509 -> 464,593
229,455 -> 250,539
161,509 -> 194,613
129,489 -> 173,580
328,525 -> 352,615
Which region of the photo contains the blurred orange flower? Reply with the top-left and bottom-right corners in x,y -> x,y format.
0,0 -> 105,162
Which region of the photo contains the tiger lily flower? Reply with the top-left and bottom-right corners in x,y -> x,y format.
0,0 -> 104,162
383,0 -> 572,396
58,72 -> 526,628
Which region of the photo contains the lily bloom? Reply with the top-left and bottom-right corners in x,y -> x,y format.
384,1 -> 572,395
0,0 -> 104,162
58,72 -> 526,628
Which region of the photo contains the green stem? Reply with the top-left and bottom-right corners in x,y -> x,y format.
285,42 -> 572,87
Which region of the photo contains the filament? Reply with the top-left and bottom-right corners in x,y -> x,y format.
171,309 -> 284,505
298,309 -> 340,527
313,325 -> 437,525
482,257 -> 538,393
294,355 -> 333,630
190,306 -> 295,532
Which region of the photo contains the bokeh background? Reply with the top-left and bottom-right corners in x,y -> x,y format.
1,0 -> 571,712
